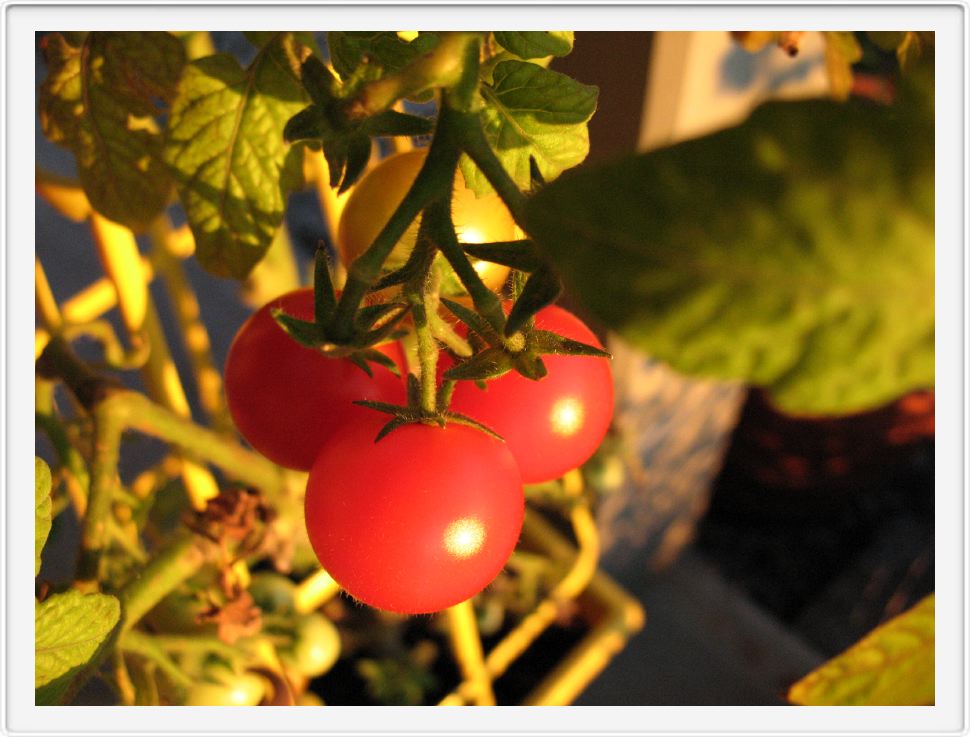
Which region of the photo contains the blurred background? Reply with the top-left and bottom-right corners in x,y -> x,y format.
35,31 -> 934,705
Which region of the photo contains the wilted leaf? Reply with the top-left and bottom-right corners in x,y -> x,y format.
788,594 -> 934,705
460,60 -> 598,195
523,84 -> 934,416
35,458 -> 52,577
39,32 -> 185,229
35,590 -> 120,704
165,33 -> 310,279
492,31 -> 574,59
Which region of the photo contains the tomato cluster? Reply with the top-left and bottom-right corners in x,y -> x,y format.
223,154 -> 613,614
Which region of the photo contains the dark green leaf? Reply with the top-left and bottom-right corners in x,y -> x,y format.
339,132 -> 373,193
505,265 -> 562,336
374,417 -> 409,442
283,106 -> 328,142
39,32 -> 185,229
510,352 -> 547,381
493,31 -> 574,60
531,330 -> 611,359
354,399 -> 407,415
328,32 -> 439,81
443,348 -> 514,381
463,240 -> 543,272
523,92 -> 934,416
165,33 -> 310,279
440,298 -> 502,343
461,60 -> 598,195
36,590 -> 120,703
271,310 -> 325,347
356,302 -> 409,331
361,110 -> 434,137
35,458 -> 52,577
300,55 -> 339,107
443,411 -> 504,441
789,594 -> 934,705
356,346 -> 403,377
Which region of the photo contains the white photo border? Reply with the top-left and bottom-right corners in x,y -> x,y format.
4,3 -> 966,734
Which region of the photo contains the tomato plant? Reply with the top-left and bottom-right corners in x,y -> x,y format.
305,418 -> 524,614
336,149 -> 516,297
224,288 -> 406,470
34,27 -> 933,708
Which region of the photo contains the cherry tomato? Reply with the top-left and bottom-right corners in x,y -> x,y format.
445,305 -> 614,484
304,418 -> 524,614
336,149 -> 515,296
224,288 -> 406,471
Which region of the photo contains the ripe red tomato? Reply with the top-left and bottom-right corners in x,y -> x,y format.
445,305 -> 614,484
224,288 -> 406,471
304,417 -> 524,614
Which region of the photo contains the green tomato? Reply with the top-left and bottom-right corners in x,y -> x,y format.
247,572 -> 297,614
282,613 -> 341,679
184,667 -> 266,706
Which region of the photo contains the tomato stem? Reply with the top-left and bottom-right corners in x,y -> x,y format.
329,114 -> 461,343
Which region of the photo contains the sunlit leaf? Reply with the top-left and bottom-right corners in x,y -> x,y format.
823,31 -> 863,101
461,60 -> 598,195
35,458 -> 52,577
328,31 -> 439,81
789,594 -> 934,705
165,33 -> 310,279
35,590 -> 120,704
39,32 -> 185,229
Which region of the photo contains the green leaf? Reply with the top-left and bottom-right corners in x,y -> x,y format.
493,31 -> 574,60
328,32 -> 439,81
165,33 -> 310,279
443,347 -> 514,381
461,61 -> 598,196
39,32 -> 185,229
35,458 -> 53,577
463,240 -> 543,272
789,594 -> 934,705
272,310 -> 325,347
35,590 -> 120,704
523,91 -> 933,416
823,31 -> 863,101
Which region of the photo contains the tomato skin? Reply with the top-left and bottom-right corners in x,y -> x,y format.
336,150 -> 514,296
445,305 -> 614,484
304,418 -> 524,614
224,288 -> 406,471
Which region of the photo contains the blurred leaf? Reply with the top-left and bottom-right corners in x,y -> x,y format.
789,594 -> 934,705
328,31 -> 439,81
165,33 -> 310,279
39,32 -> 185,229
460,60 -> 598,195
35,590 -> 120,704
823,31 -> 863,101
35,458 -> 52,577
523,87 -> 934,416
492,31 -> 574,59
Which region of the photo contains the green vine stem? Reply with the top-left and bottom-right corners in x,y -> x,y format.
37,336 -> 285,497
75,399 -> 125,590
455,111 -> 530,228
329,119 -> 462,342
118,535 -> 208,632
119,629 -> 194,690
405,241 -> 444,415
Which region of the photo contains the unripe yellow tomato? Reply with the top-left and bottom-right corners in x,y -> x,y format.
336,149 -> 515,296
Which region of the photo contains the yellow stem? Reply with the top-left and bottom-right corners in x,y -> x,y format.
445,600 -> 496,705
